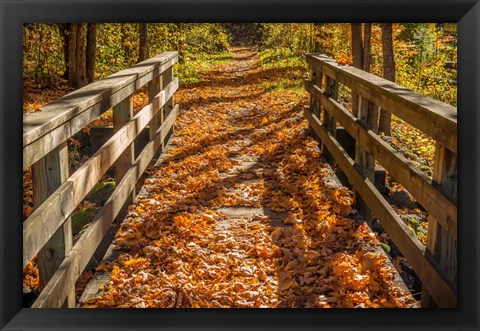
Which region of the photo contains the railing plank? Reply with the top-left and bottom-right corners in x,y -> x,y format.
32,105 -> 179,308
23,79 -> 178,269
304,108 -> 457,307
307,54 -> 457,153
305,80 -> 457,239
23,52 -> 177,146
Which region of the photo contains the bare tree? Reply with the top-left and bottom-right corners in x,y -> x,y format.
86,23 -> 97,84
363,23 -> 372,72
351,23 -> 363,113
138,23 -> 149,62
351,23 -> 364,69
58,24 -> 88,88
379,23 -> 396,134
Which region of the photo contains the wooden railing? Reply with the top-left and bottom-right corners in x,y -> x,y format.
23,51 -> 179,308
305,54 -> 457,308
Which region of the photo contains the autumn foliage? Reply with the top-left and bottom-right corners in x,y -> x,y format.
22,23 -> 456,308
80,49 -> 417,308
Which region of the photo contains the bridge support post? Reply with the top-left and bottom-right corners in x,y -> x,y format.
422,143 -> 457,307
321,75 -> 338,162
148,75 -> 163,156
163,66 -> 174,143
113,96 -> 135,217
308,64 -> 322,142
353,95 -> 379,226
32,142 -> 75,307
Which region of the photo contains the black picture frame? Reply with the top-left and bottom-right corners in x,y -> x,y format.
1,0 -> 479,330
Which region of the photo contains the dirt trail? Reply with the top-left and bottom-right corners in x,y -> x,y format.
80,47 -> 417,308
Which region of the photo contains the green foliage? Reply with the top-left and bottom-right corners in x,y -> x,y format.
260,23 -> 315,55
22,23 -> 456,107
72,208 -> 97,235
257,26 -> 311,93
23,24 -> 65,86
380,242 -> 391,254
176,51 -> 232,84
395,23 -> 457,106
23,23 -> 230,85
181,24 -> 230,60
86,179 -> 116,204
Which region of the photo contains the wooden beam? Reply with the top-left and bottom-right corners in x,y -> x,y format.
148,75 -> 162,142
422,142 -> 457,307
305,80 -> 457,239
308,65 -> 322,140
304,108 -> 456,308
113,95 -> 135,203
353,94 -> 378,225
23,79 -> 178,269
31,141 -> 75,307
32,105 -> 179,308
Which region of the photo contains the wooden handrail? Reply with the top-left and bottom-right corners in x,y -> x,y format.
305,54 -> 457,308
23,51 -> 179,308
306,53 -> 457,153
23,51 -> 178,170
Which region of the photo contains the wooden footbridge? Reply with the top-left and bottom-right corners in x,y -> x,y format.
23,51 -> 457,308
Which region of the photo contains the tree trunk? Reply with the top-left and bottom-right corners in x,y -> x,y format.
363,23 -> 372,72
138,23 -> 149,62
66,23 -> 87,88
58,24 -> 70,79
351,23 -> 363,69
351,23 -> 363,114
177,23 -> 184,63
86,23 -> 97,84
379,23 -> 396,135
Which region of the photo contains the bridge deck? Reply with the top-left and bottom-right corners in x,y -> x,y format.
79,48 -> 417,308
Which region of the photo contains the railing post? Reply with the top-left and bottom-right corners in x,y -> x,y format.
353,95 -> 379,226
113,96 -> 135,216
309,64 -> 322,140
163,65 -> 174,143
422,143 -> 457,307
31,141 -> 75,307
321,75 -> 338,161
148,75 -> 163,154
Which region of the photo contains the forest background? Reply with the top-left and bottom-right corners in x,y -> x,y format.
23,23 -> 456,107
22,22 -> 457,186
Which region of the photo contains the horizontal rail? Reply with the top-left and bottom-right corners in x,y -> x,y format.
23,78 -> 178,269
304,108 -> 457,307
306,53 -> 457,153
23,51 -> 178,170
32,105 -> 179,308
305,80 -> 457,238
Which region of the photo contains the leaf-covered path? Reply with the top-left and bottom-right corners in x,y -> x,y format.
80,48 -> 417,308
